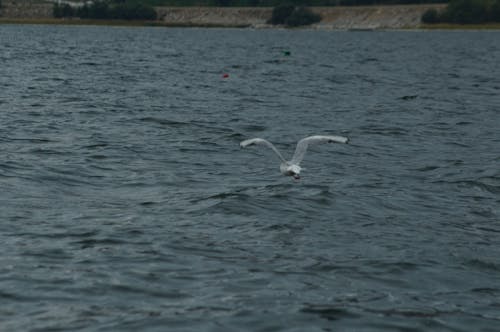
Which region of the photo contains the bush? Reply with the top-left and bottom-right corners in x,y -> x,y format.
492,0 -> 500,21
88,1 -> 111,19
268,4 -> 295,25
438,0 -> 499,24
452,0 -> 488,23
285,6 -> 321,26
113,3 -> 157,20
421,8 -> 440,23
53,3 -> 75,18
421,0 -> 500,24
268,4 -> 321,27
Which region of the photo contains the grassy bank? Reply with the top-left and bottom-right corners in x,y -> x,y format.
421,22 -> 500,29
0,17 -> 251,27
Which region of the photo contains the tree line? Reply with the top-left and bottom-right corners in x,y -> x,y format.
422,0 -> 500,24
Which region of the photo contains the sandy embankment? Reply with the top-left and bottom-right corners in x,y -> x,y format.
156,7 -> 273,28
156,4 -> 446,29
311,4 -> 446,29
0,1 -> 53,18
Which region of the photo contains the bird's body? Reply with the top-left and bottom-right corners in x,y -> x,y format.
240,135 -> 348,179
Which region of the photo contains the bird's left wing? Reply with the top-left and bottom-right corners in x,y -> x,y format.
240,138 -> 287,163
291,135 -> 348,165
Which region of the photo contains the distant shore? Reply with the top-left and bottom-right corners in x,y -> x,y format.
1,4 -> 500,29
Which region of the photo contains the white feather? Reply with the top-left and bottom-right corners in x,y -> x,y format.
240,138 -> 287,163
291,135 -> 349,165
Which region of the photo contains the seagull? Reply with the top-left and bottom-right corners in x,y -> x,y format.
240,135 -> 349,179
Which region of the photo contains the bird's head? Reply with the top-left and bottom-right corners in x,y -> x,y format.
284,164 -> 301,180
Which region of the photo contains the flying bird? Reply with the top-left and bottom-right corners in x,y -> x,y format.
240,135 -> 349,179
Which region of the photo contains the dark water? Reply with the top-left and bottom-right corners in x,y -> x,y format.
1,25 -> 499,331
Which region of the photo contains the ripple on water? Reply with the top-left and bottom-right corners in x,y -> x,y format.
1,27 -> 500,332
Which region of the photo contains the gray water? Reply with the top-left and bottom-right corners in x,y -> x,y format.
1,25 -> 499,331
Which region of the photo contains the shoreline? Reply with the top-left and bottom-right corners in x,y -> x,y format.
0,17 -> 253,28
1,4 -> 500,30
2,17 -> 500,30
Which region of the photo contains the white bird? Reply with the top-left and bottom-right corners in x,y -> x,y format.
240,135 -> 349,179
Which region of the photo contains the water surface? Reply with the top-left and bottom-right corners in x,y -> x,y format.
1,26 -> 499,331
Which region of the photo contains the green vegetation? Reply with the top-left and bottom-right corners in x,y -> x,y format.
268,4 -> 321,26
286,7 -> 321,26
268,4 -> 295,24
53,0 -> 157,20
422,0 -> 500,24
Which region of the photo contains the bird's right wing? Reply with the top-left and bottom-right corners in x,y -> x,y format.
291,135 -> 348,165
240,138 -> 287,163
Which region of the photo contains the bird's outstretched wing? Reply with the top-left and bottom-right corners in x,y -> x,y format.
291,135 -> 348,165
240,138 -> 287,163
